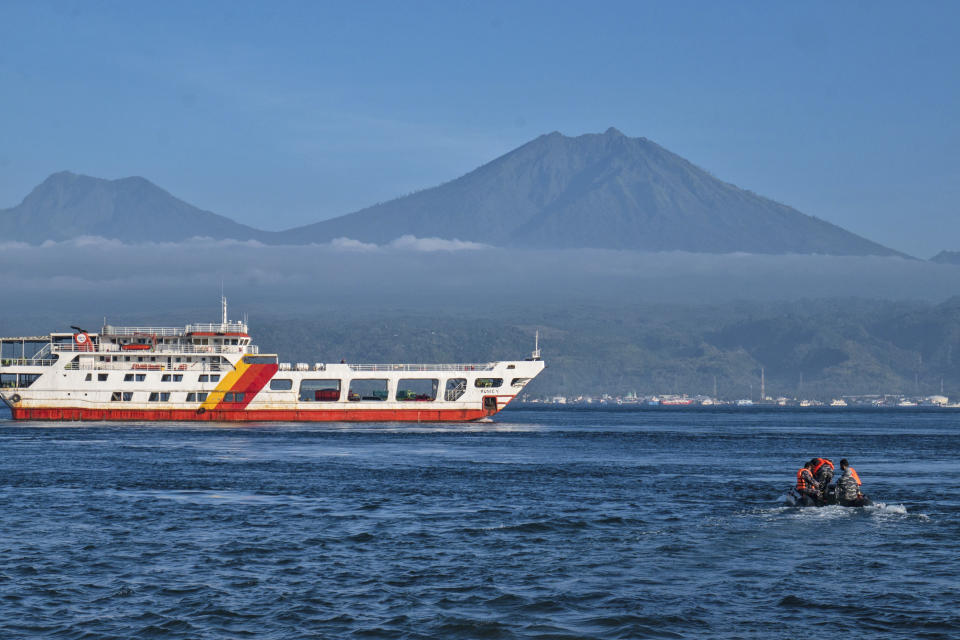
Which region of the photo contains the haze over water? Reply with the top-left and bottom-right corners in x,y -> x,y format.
0,406 -> 957,638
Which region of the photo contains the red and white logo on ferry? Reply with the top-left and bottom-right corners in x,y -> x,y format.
74,333 -> 93,351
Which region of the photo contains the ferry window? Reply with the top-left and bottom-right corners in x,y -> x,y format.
111,392 -> 121,402
85,374 -> 92,382
0,374 -> 16,388
173,374 -> 183,382
136,374 -> 145,382
224,392 -> 234,402
270,379 -> 293,391
445,378 -> 467,401
235,392 -> 244,403
299,379 -> 341,402
138,357 -> 143,362
198,392 -> 207,402
348,379 -> 388,402
474,378 -> 503,389
124,356 -> 130,362
18,374 -> 41,388
199,375 -> 208,382
123,392 -> 132,401
511,378 -> 531,388
243,355 -> 278,365
396,378 -> 438,401
186,393 -> 196,402
124,374 -> 133,382
148,392 -> 158,401
162,374 -> 171,382
98,373 -> 108,381
210,375 -> 220,382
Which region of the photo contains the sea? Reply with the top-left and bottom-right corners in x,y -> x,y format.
0,405 -> 958,639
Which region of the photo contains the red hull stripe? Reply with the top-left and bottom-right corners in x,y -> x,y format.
11,407 -> 490,422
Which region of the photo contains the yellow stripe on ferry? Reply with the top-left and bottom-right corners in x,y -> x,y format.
200,359 -> 250,410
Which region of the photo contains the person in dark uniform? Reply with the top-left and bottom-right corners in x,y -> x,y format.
835,458 -> 867,506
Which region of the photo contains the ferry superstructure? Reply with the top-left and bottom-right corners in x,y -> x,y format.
0,300 -> 544,422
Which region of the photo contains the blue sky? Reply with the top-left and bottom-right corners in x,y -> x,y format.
1,1 -> 957,256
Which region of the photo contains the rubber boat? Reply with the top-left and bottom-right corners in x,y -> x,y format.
785,485 -> 873,508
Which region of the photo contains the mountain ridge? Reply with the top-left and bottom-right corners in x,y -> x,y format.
0,171 -> 264,243
278,127 -> 899,255
1,130 -> 904,256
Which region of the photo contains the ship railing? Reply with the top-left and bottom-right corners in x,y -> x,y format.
64,361 -> 225,372
348,363 -> 497,372
52,344 -> 256,355
186,322 -> 248,334
0,358 -> 59,367
102,325 -> 185,337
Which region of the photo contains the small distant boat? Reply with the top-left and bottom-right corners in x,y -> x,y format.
736,399 -> 754,406
830,398 -> 848,407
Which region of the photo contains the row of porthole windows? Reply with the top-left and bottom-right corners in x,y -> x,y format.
109,392 -> 229,403
90,373 -> 221,383
267,377 -> 510,402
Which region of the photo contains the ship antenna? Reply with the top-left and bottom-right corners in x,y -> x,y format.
531,329 -> 541,361
221,293 -> 228,325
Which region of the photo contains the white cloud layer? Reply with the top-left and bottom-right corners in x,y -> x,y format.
1,236 -> 959,322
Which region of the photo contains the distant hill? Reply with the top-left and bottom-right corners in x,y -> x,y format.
0,171 -> 263,243
273,128 -> 902,255
2,131 -> 903,255
931,251 -> 960,265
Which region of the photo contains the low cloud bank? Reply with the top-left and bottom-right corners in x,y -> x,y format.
1,236 -> 959,323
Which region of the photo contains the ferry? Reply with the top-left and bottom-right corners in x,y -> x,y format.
0,299 -> 544,422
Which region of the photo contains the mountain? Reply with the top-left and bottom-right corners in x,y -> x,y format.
931,251 -> 960,265
3,131 -> 902,255
0,171 -> 263,243
273,128 -> 901,255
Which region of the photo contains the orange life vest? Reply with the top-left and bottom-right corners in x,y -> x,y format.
849,467 -> 861,486
812,458 -> 834,475
796,468 -> 815,491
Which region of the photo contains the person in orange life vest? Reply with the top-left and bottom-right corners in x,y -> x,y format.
795,460 -> 821,505
836,458 -> 864,506
809,457 -> 835,493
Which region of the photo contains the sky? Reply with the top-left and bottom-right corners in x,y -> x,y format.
1,1 -> 958,257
